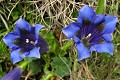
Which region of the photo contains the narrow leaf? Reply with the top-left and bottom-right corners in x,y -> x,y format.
96,0 -> 105,14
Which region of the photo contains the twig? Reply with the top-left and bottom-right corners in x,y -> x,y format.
7,0 -> 20,20
0,13 -> 9,30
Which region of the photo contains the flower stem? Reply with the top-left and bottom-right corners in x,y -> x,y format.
19,61 -> 29,71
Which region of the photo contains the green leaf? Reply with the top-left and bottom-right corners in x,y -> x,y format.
45,18 -> 51,25
51,57 -> 72,78
61,41 -> 73,51
0,42 -> 8,55
40,30 -> 58,52
11,6 -> 23,21
96,0 -> 105,14
72,10 -> 78,18
29,60 -> 41,74
24,57 -> 37,62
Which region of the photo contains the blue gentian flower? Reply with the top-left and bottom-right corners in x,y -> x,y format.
3,18 -> 49,64
62,5 -> 118,60
1,67 -> 22,80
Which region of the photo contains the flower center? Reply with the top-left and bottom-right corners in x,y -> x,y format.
26,39 -> 35,44
26,39 -> 29,43
13,28 -> 36,53
81,33 -> 92,47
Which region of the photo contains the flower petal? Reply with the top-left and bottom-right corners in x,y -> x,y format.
34,24 -> 44,40
76,43 -> 90,60
78,5 -> 96,22
30,26 -> 35,34
94,14 -> 105,25
14,18 -> 31,34
90,42 -> 114,55
102,34 -> 112,42
27,47 -> 40,58
62,22 -> 81,38
10,49 -> 22,64
73,36 -> 80,43
102,15 -> 118,34
3,32 -> 20,48
36,36 -> 49,53
1,67 -> 22,80
20,52 -> 29,58
77,15 -> 83,25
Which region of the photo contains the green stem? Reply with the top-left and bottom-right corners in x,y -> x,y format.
19,61 -> 29,70
96,0 -> 105,14
45,72 -> 54,80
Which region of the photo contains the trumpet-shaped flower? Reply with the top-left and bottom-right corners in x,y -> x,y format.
3,18 -> 49,64
62,5 -> 118,60
1,67 -> 22,80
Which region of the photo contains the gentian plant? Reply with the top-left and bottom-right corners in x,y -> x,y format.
62,5 -> 118,60
3,18 -> 49,64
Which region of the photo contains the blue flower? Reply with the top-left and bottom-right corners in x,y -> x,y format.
62,5 -> 118,60
3,18 -> 49,64
1,67 -> 22,80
